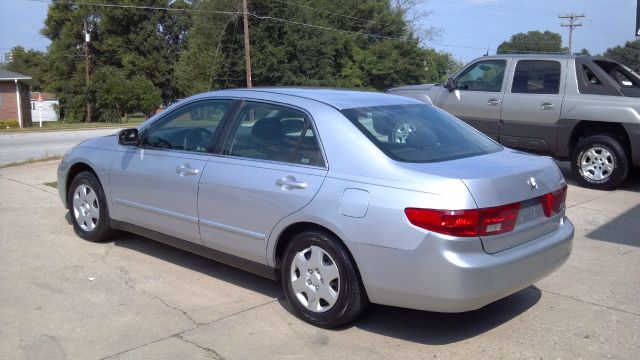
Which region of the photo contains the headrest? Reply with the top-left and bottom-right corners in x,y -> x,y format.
252,117 -> 284,141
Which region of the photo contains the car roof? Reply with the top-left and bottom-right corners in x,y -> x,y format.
208,87 -> 423,110
472,54 -> 618,62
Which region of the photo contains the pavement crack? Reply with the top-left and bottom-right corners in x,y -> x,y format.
100,244 -> 115,261
149,293 -> 200,327
0,175 -> 57,196
176,334 -> 226,360
541,289 -> 640,317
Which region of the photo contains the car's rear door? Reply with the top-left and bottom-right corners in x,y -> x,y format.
198,100 -> 327,264
439,59 -> 508,140
499,59 -> 566,152
109,99 -> 235,244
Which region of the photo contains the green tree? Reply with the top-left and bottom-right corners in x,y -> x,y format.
4,46 -> 47,91
176,0 -> 446,94
578,48 -> 591,56
497,31 -> 566,55
41,0 -> 192,122
89,66 -> 161,122
602,39 -> 640,73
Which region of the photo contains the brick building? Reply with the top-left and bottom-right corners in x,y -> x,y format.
0,70 -> 36,128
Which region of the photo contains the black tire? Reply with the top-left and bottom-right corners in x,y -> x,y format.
67,171 -> 115,242
571,135 -> 629,190
281,230 -> 368,328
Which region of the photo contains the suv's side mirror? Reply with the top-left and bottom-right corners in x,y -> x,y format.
118,128 -> 139,146
445,78 -> 456,92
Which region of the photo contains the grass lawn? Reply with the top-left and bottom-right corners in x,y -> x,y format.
0,155 -> 63,169
1,118 -> 146,133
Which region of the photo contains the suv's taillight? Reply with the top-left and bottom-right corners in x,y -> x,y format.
541,185 -> 567,217
405,202 -> 520,237
405,186 -> 567,237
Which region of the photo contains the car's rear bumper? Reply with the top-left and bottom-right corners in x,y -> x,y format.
350,217 -> 573,312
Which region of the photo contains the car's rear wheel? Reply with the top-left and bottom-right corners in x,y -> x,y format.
68,171 -> 115,242
571,135 -> 628,190
281,230 -> 368,328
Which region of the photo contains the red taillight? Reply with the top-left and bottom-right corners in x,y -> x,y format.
405,202 -> 521,237
541,185 -> 567,217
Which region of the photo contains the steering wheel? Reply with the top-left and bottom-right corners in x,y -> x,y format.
184,127 -> 213,151
147,135 -> 172,149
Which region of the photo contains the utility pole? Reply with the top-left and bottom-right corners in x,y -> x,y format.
242,0 -> 253,88
83,20 -> 92,122
559,13 -> 585,55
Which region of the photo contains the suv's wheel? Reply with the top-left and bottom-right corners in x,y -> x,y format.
281,230 -> 368,328
68,171 -> 115,242
571,135 -> 629,190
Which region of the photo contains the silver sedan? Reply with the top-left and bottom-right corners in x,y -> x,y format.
58,88 -> 573,328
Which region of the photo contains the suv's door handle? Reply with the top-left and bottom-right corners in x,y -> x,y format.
176,164 -> 200,176
276,176 -> 307,190
487,98 -> 501,106
540,102 -> 556,110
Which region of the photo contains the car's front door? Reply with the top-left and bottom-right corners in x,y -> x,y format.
198,101 -> 327,263
109,99 -> 235,243
439,59 -> 508,140
500,59 -> 565,152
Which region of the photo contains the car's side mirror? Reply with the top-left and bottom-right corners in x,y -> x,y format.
445,78 -> 456,92
118,128 -> 139,146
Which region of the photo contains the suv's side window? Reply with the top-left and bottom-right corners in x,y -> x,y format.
511,60 -> 561,94
143,100 -> 233,153
455,60 -> 506,92
224,102 -> 325,167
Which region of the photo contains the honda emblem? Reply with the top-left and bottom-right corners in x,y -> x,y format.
527,177 -> 538,191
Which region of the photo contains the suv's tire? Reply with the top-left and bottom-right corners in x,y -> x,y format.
67,171 -> 115,242
281,230 -> 368,328
571,135 -> 629,190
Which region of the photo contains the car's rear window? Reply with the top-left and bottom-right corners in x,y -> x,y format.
341,104 -> 502,163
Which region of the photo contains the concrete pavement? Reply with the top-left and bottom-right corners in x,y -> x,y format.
0,129 -> 121,166
0,160 -> 638,359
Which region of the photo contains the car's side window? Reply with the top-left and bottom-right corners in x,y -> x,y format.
224,102 -> 325,167
511,60 -> 561,94
143,99 -> 232,153
576,62 -> 620,96
455,60 -> 506,92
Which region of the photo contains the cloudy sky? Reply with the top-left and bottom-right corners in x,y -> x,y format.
0,0 -> 638,63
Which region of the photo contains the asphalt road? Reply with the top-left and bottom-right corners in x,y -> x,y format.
0,160 -> 638,359
0,129 -> 121,166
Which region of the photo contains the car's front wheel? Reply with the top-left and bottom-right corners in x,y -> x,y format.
68,171 -> 115,242
281,230 -> 368,328
571,135 -> 629,190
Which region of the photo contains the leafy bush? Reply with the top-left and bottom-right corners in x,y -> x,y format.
0,119 -> 20,129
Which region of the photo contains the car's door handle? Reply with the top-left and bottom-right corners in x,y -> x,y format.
540,102 -> 556,110
276,176 -> 307,190
176,164 -> 200,176
487,98 -> 501,106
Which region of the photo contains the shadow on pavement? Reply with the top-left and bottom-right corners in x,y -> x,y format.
350,286 -> 541,345
109,233 -> 540,344
111,233 -> 283,299
585,203 -> 640,247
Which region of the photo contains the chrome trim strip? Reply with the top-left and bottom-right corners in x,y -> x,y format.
199,218 -> 266,240
113,198 -> 198,224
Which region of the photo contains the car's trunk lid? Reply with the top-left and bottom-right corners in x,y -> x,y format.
401,149 -> 566,253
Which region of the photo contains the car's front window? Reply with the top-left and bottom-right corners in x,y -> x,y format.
341,104 -> 502,163
455,60 -> 506,92
143,99 -> 232,152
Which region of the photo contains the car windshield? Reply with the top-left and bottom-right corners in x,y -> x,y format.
341,104 -> 502,163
